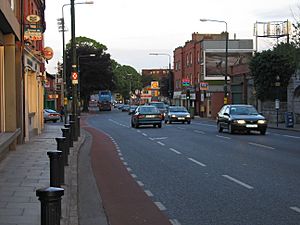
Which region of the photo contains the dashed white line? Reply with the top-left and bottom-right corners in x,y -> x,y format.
290,206 -> 300,213
142,133 -> 148,137
169,148 -> 182,155
188,158 -> 206,167
126,167 -> 132,172
155,202 -> 166,211
194,130 -> 205,134
144,190 -> 154,197
216,135 -> 231,140
120,157 -> 124,161
248,142 -> 275,150
283,135 -> 300,139
123,162 -> 128,166
131,174 -> 137,178
157,141 -> 165,146
118,153 -> 122,156
137,180 -> 144,186
170,219 -> 182,225
137,130 -> 141,133
222,175 -> 254,190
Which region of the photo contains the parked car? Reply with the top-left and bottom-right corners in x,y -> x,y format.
148,102 -> 167,119
43,109 -> 60,123
128,105 -> 138,115
165,106 -> 191,124
131,105 -> 163,128
216,104 -> 268,135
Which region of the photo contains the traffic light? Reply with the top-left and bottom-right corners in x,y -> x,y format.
186,89 -> 190,100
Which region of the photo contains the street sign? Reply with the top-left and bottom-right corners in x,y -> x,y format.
151,81 -> 159,89
72,72 -> 78,84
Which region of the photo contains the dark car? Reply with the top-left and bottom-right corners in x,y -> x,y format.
216,104 -> 267,135
165,106 -> 191,124
131,105 -> 163,128
148,102 -> 167,119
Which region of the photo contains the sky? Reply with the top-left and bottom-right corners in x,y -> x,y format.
44,0 -> 299,74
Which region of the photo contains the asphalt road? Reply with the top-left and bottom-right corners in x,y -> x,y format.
85,109 -> 300,225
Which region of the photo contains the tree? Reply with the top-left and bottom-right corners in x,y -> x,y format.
111,62 -> 142,101
249,43 -> 299,101
65,36 -> 114,112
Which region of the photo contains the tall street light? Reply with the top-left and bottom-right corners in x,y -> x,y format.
58,0 -> 93,123
200,18 -> 228,104
149,52 -> 172,103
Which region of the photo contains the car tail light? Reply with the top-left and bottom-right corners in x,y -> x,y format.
138,115 -> 145,119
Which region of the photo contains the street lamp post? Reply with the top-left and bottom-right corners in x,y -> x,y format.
200,18 -> 228,104
149,53 -> 172,104
58,1 -> 93,124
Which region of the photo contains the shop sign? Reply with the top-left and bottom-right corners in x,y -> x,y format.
200,82 -> 209,91
26,15 -> 41,23
24,27 -> 42,41
43,47 -> 54,60
151,81 -> 159,89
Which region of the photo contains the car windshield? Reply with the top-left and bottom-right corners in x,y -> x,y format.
139,107 -> 159,114
230,106 -> 258,115
169,107 -> 188,112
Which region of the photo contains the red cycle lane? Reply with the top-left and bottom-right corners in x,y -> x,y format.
82,123 -> 171,225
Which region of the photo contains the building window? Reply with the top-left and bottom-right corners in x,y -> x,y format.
190,53 -> 192,65
186,54 -> 189,66
197,51 -> 200,64
10,0 -> 15,10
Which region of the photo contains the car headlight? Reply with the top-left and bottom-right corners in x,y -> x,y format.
171,115 -> 176,118
257,120 -> 267,124
186,114 -> 191,118
236,120 -> 246,124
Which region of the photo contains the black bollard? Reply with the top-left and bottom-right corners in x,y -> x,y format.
36,187 -> 64,225
61,128 -> 70,155
64,124 -> 73,147
47,151 -> 62,187
69,114 -> 79,141
69,121 -> 77,141
55,137 -> 68,167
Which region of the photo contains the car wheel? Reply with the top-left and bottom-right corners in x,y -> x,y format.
260,129 -> 266,135
158,123 -> 162,128
53,120 -> 57,123
228,123 -> 234,134
135,123 -> 139,128
187,121 -> 191,124
169,121 -> 172,124
131,121 -> 134,128
164,120 -> 167,124
217,123 -> 223,132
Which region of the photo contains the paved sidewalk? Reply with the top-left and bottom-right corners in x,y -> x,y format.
0,123 -> 83,225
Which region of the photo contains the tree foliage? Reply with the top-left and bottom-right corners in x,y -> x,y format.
111,61 -> 142,100
65,36 -> 114,111
249,43 -> 299,101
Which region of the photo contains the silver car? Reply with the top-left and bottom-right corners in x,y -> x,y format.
164,106 -> 191,124
43,109 -> 60,123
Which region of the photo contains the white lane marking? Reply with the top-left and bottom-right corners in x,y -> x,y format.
177,127 -> 186,130
283,135 -> 300,139
290,206 -> 300,213
188,158 -> 207,167
127,167 -> 132,172
137,181 -> 144,186
222,175 -> 254,190
120,157 -> 124,161
157,141 -> 165,146
170,219 -> 182,225
142,133 -> 148,137
248,142 -> 275,150
169,148 -> 182,155
118,153 -> 122,156
149,137 -> 168,140
155,202 -> 167,211
145,190 -> 154,197
195,123 -> 215,127
137,130 -> 141,133
131,174 -> 137,178
194,130 -> 205,134
216,135 -> 231,140
123,162 -> 128,166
